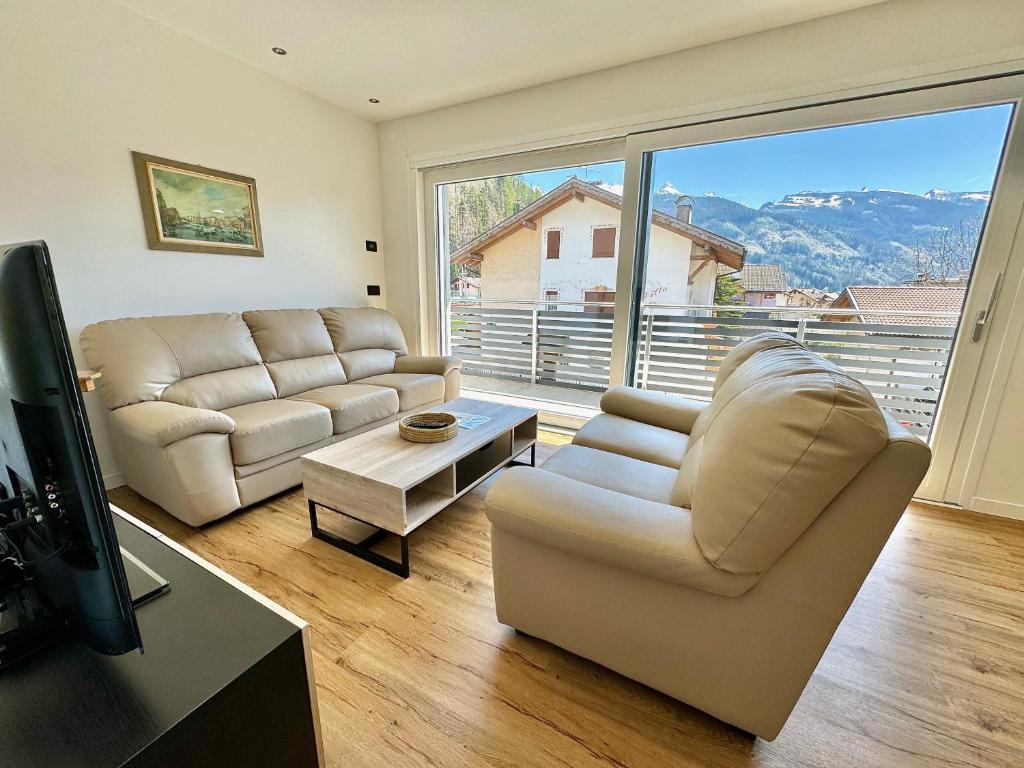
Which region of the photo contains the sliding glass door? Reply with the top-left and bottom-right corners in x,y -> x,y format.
627,105 -> 1013,439
619,78 -> 1024,504
423,144 -> 627,419
421,76 -> 1024,505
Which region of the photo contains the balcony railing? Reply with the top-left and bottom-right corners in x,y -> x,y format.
449,300 -> 960,437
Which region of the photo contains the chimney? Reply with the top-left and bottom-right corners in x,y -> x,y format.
675,195 -> 694,224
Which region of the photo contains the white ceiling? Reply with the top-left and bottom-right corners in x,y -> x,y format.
116,0 -> 888,121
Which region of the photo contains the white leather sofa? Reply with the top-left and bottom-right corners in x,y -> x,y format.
81,307 -> 460,526
485,332 -> 931,740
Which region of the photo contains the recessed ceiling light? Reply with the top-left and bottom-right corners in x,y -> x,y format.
271,47 -> 287,56
368,98 -> 380,104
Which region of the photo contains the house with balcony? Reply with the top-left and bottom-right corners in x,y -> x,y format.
450,178 -> 745,310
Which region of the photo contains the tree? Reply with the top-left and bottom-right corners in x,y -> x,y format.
714,274 -> 745,306
907,217 -> 982,284
444,175 -> 543,253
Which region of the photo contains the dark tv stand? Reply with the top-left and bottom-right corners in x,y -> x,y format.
0,542 -> 169,672
121,545 -> 171,607
1,508 -> 324,768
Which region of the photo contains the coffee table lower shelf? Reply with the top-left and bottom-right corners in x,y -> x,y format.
306,441 -> 536,578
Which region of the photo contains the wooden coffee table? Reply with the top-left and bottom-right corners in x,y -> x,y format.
301,398 -> 537,577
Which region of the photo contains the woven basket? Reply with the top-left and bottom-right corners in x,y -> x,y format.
399,412 -> 459,443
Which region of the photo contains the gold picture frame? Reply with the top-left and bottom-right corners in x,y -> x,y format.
132,151 -> 264,257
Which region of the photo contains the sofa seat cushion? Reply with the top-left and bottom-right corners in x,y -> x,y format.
221,400 -> 332,465
541,445 -> 677,505
486,468 -> 758,596
357,373 -> 445,411
289,384 -> 400,434
573,413 -> 689,469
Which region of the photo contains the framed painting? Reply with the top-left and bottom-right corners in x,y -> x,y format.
132,152 -> 264,256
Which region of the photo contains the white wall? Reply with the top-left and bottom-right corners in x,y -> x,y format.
488,196 -> 701,308
539,197 -> 622,307
1,0 -> 384,486
377,0 -> 1024,346
645,226 -> 700,306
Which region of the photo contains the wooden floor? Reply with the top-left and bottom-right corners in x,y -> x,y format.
110,433 -> 1024,768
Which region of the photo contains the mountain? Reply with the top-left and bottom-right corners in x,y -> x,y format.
652,187 -> 989,291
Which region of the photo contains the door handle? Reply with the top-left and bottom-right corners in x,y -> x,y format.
971,272 -> 1003,343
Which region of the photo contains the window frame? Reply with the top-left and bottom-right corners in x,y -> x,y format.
543,288 -> 559,311
418,74 -> 1024,508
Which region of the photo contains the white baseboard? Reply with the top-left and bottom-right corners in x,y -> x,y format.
969,496 -> 1024,522
103,472 -> 125,491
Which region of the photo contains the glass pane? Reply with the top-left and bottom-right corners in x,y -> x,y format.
438,161 -> 626,413
634,104 -> 1014,441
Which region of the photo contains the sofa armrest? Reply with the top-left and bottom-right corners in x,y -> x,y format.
111,401 -> 235,447
486,466 -> 752,595
600,385 -> 708,434
393,354 -> 463,376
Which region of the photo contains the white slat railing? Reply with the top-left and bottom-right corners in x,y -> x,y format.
451,301 -> 615,392
450,301 -> 959,437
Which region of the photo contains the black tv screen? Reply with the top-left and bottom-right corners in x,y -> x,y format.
0,240 -> 141,656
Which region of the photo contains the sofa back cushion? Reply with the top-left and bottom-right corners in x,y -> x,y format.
676,335 -> 889,576
80,313 -> 275,411
243,309 -> 347,398
319,307 -> 408,381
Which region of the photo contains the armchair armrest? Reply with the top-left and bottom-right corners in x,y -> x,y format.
111,401 -> 235,447
393,355 -> 463,376
600,386 -> 708,434
486,467 -> 753,596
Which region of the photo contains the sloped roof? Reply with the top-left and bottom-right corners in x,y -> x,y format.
736,264 -> 787,292
829,284 -> 965,325
450,178 -> 746,270
788,287 -> 836,301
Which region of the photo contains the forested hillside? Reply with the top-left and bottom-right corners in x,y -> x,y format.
446,176 -> 543,252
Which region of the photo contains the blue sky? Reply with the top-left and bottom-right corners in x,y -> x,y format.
522,103 -> 1014,209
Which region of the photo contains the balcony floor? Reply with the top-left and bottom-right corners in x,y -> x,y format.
461,373 -> 602,418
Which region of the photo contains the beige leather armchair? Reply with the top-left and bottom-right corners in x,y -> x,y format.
486,332 -> 930,740
81,307 -> 461,526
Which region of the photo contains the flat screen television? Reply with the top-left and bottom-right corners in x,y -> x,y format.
0,240 -> 143,667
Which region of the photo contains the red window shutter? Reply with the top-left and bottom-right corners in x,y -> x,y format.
546,230 -> 561,259
592,227 -> 616,258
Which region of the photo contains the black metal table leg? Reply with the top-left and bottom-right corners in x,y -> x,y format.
511,442 -> 536,467
307,499 -> 410,578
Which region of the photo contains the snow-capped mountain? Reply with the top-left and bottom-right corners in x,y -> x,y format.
922,189 -> 990,203
651,187 -> 990,291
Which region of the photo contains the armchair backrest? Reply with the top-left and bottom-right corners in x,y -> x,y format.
674,332 -> 920,577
